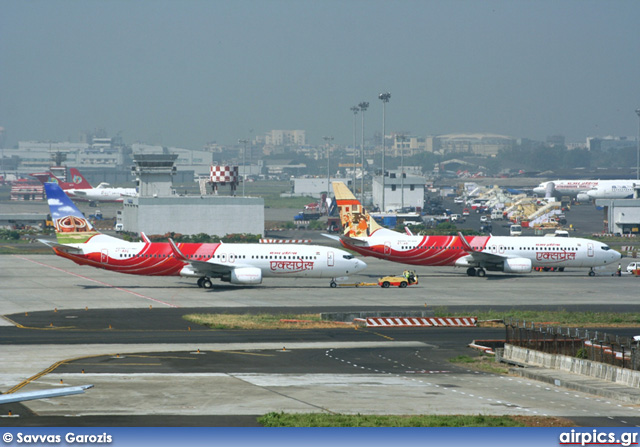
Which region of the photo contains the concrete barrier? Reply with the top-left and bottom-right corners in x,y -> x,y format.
503,344 -> 640,388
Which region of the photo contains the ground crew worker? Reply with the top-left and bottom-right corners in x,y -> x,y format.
617,263 -> 622,277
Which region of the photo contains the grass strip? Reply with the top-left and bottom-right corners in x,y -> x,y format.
183,313 -> 350,330
257,412 -> 574,427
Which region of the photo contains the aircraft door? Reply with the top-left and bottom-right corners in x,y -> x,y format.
327,251 -> 334,267
587,243 -> 594,258
384,242 -> 392,257
101,249 -> 108,264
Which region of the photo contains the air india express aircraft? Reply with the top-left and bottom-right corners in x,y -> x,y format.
41,183 -> 366,288
326,182 -> 620,277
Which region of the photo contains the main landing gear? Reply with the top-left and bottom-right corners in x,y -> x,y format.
466,267 -> 486,277
197,277 -> 213,289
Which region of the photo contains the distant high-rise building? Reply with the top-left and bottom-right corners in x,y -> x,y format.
265,130 -> 306,146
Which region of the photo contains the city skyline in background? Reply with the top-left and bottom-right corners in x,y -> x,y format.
1,0 -> 640,149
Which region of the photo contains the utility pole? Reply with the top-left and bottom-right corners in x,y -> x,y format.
323,136 -> 334,205
378,92 -> 391,212
350,106 -> 359,194
238,139 -> 248,197
358,102 -> 369,205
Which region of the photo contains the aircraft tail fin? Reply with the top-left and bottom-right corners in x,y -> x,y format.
331,181 -> 393,238
68,168 -> 93,189
44,182 -> 100,245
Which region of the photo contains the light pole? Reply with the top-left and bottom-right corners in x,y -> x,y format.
238,139 -> 248,197
379,92 -> 391,212
397,134 -> 407,211
636,108 -> 640,180
359,101 -> 369,204
323,136 -> 334,203
350,106 -> 359,194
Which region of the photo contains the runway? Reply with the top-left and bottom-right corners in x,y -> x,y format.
1,254 -> 639,426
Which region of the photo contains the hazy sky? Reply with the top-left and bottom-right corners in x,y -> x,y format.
1,0 -> 639,149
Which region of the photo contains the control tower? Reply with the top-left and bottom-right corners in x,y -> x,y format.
131,153 -> 178,197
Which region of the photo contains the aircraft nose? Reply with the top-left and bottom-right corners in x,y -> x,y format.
355,259 -> 367,272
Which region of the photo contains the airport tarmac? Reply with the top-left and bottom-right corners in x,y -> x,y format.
1,253 -> 640,426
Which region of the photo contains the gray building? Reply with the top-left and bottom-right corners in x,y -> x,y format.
119,153 -> 264,236
119,196 -> 264,237
595,198 -> 640,235
372,173 -> 425,212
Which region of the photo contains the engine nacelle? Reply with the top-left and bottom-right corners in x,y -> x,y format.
576,193 -> 590,202
502,257 -> 532,274
223,267 -> 263,284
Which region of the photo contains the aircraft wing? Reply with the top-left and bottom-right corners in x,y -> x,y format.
168,239 -> 235,276
457,232 -> 511,265
321,233 -> 370,247
0,385 -> 93,404
37,239 -> 84,255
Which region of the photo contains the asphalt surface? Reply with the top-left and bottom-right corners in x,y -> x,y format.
1,196 -> 639,427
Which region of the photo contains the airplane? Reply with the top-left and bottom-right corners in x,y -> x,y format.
0,385 -> 93,405
32,168 -> 137,203
30,168 -> 92,190
41,182 -> 366,288
325,182 -> 621,277
585,182 -> 639,200
533,179 -> 639,201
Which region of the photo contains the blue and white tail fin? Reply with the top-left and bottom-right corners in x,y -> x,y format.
44,182 -> 100,245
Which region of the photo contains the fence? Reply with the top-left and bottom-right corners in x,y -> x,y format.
504,318 -> 640,371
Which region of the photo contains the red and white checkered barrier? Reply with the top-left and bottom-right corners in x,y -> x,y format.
354,317 -> 477,328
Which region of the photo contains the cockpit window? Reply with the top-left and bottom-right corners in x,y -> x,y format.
601,246 -> 611,251
343,254 -> 355,260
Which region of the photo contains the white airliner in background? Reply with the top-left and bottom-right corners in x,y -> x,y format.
32,167 -> 138,204
66,168 -> 137,203
533,179 -> 639,201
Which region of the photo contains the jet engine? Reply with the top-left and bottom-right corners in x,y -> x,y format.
223,267 -> 263,284
576,193 -> 590,202
502,257 -> 532,274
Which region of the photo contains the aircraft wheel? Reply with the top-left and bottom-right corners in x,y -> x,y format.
558,267 -> 565,272
466,267 -> 476,277
588,270 -> 595,277
202,278 -> 213,289
197,277 -> 205,288
476,269 -> 486,278
381,281 -> 390,288
330,281 -> 337,288
399,281 -> 407,288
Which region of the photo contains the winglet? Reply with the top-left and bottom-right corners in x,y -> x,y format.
140,232 -> 151,244
168,238 -> 188,261
457,232 -> 475,252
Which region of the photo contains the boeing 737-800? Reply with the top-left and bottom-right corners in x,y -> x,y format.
42,183 -> 366,288
326,182 -> 620,277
